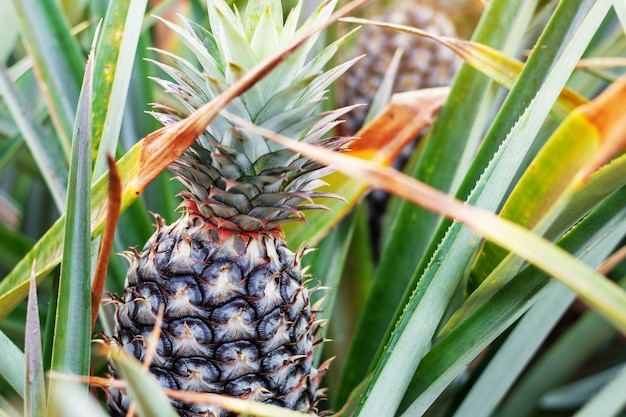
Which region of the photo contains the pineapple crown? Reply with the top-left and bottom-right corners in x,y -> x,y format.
149,0 -> 358,232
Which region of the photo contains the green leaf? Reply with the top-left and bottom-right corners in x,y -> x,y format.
495,276 -> 626,417
540,365 -> 624,411
49,381 -> 110,417
0,1 -> 19,62
10,0 -> 85,149
24,268 -> 45,417
0,66 -> 69,211
451,282 -> 575,417
0,224 -> 33,273
470,105 -> 601,287
572,364 -> 626,417
354,2 -> 614,415
92,0 -> 149,179
48,38 -> 94,398
397,185 -> 626,415
307,207 -> 358,367
0,330 -> 25,398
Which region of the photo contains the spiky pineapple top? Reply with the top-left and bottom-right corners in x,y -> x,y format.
149,0 -> 355,232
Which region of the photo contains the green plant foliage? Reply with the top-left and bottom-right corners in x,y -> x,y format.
1,0 -> 625,416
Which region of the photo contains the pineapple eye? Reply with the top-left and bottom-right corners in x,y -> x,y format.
173,356 -> 221,382
224,374 -> 269,399
257,307 -> 288,341
162,275 -> 204,305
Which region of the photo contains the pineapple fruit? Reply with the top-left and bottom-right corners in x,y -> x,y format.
106,0 -> 355,415
341,0 -> 460,134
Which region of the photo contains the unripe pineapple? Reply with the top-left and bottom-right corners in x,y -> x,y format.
106,0 -> 356,415
341,0 -> 461,134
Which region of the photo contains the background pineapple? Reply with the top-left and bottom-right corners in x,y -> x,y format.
107,0 -> 355,415
340,0 -> 463,134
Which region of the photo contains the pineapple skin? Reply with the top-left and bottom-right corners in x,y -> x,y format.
109,214 -> 321,416
106,0 -> 355,415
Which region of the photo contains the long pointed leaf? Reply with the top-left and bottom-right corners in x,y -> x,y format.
49,381 -> 109,417
398,186 -> 626,415
358,2 -> 615,414
336,0 -> 540,404
47,37 -> 95,405
24,265 -> 45,417
451,282 -> 575,417
495,276 -> 626,417
107,347 -> 178,417
92,0 -> 149,179
568,366 -> 626,416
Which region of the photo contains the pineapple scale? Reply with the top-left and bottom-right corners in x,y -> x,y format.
108,213 -> 322,417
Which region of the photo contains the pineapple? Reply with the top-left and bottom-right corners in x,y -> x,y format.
106,0 -> 356,415
341,0 -> 461,134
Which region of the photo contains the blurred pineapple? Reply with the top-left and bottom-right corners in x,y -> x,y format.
340,0 -> 465,134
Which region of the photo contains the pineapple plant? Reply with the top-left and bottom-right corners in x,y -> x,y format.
105,0 -> 355,415
1,1 -> 626,417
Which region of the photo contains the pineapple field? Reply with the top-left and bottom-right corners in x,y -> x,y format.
1,0 -> 626,416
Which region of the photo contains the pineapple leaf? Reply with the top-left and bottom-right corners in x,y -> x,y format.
0,1 -> 19,62
362,2 -> 616,414
24,266 -> 45,417
249,2 -> 281,61
209,0 -> 258,78
0,66 -> 68,211
496,277 -> 626,417
0,225 -> 33,272
11,0 -> 85,148
574,364 -> 626,417
470,78 -> 626,287
308,208 -> 359,367
92,0 -> 149,179
180,17 -> 224,72
398,189 -> 626,415
615,0 -> 626,32
155,16 -> 224,78
48,34 -> 94,402
0,329 -> 25,398
48,381 -> 110,417
450,282 -> 577,417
